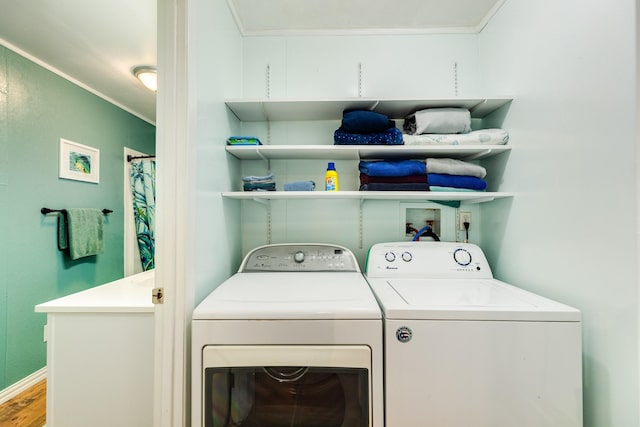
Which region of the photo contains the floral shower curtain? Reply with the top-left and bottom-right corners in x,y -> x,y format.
131,159 -> 156,271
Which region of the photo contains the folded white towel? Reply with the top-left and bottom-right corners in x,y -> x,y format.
426,158 -> 487,179
403,129 -> 509,146
412,108 -> 471,134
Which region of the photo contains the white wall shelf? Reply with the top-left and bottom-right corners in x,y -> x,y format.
222,191 -> 514,205
225,97 -> 513,121
226,144 -> 510,161
225,96 -> 514,244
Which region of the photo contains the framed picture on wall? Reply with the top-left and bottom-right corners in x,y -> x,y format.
59,138 -> 100,184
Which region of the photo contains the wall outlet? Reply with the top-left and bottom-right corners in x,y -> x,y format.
458,211 -> 472,230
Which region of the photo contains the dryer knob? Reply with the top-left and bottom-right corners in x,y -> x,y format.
401,251 -> 412,262
294,251 -> 305,263
385,252 -> 396,262
453,248 -> 472,266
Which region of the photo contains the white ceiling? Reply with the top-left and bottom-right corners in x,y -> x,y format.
0,0 -> 503,125
0,0 -> 158,123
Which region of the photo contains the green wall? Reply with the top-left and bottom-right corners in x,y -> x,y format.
0,45 -> 156,390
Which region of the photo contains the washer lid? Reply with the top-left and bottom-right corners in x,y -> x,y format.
367,278 -> 580,321
193,272 -> 382,320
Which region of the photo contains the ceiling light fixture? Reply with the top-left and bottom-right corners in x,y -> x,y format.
133,66 -> 157,92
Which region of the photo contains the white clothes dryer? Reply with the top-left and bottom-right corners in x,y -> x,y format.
192,244 -> 383,427
365,241 -> 582,427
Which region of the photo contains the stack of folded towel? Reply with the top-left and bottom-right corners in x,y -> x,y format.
242,173 -> 276,191
426,158 -> 487,192
334,110 -> 403,145
402,107 -> 510,146
359,160 -> 428,191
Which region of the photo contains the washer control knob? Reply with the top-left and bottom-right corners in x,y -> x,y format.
401,251 -> 412,262
294,251 -> 305,263
384,252 -> 396,262
453,248 -> 472,266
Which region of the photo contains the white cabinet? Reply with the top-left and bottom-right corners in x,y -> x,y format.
223,97 -> 513,205
35,271 -> 155,427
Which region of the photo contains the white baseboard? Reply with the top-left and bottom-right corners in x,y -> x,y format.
0,367 -> 47,405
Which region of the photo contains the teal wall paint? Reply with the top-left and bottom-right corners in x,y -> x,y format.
0,43 -> 9,393
0,45 -> 156,390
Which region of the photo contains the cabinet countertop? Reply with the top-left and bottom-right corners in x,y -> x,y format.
35,270 -> 155,313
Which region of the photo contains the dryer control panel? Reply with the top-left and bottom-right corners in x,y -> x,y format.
240,244 -> 360,272
365,242 -> 493,279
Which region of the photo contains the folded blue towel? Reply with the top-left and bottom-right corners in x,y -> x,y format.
427,173 -> 487,191
334,127 -> 403,145
341,110 -> 392,133
58,208 -> 104,260
283,181 -> 315,191
359,160 -> 426,177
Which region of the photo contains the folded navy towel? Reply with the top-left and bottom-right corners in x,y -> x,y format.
342,110 -> 392,134
427,173 -> 487,191
359,160 -> 426,177
360,173 -> 427,184
334,127 -> 403,145
360,183 -> 429,191
283,181 -> 315,191
243,182 -> 276,191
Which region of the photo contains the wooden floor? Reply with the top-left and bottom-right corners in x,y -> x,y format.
0,380 -> 46,427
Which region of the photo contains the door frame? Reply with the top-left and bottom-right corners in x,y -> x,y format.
155,0 -> 190,425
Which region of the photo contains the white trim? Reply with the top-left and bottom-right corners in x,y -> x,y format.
636,0 -> 640,422
0,367 -> 47,405
475,0 -> 507,33
0,38 -> 155,126
155,0 -> 190,425
226,0 -> 246,35
239,26 -> 479,37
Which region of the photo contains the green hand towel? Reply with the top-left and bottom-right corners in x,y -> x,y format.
57,213 -> 69,251
58,208 -> 104,260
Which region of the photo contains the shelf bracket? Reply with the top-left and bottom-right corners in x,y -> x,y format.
463,148 -> 493,161
358,62 -> 363,97
267,198 -> 272,244
252,198 -> 273,244
266,63 -> 271,99
469,99 -> 488,115
255,149 -> 271,173
453,61 -> 458,97
460,196 -> 496,205
358,198 -> 365,249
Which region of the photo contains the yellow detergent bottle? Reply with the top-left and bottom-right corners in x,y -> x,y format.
325,162 -> 339,191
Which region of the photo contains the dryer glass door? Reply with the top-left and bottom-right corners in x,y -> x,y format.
202,345 -> 371,427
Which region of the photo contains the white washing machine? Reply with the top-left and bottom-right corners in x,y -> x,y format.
365,241 -> 582,427
192,243 -> 383,427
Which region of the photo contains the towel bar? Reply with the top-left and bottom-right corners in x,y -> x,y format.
41,208 -> 113,215
127,154 -> 156,162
